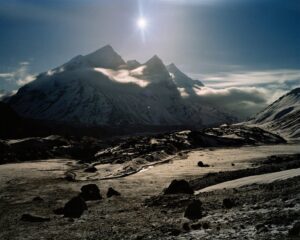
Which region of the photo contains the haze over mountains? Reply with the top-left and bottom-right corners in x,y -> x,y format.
7,45 -> 233,129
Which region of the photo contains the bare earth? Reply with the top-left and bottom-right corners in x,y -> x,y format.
0,143 -> 300,239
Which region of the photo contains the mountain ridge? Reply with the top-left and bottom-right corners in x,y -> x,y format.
248,87 -> 300,139
7,45 -> 234,129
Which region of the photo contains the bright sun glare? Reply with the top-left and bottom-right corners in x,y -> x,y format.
137,18 -> 147,29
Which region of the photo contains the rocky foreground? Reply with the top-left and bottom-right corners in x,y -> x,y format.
0,124 -> 285,165
0,142 -> 300,239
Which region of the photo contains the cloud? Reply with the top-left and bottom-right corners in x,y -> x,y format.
188,69 -> 300,120
194,69 -> 300,89
0,73 -> 14,78
0,62 -> 36,91
193,86 -> 285,120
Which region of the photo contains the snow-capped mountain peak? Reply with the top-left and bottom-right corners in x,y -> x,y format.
7,45 -> 234,128
167,63 -> 204,91
143,55 -> 171,81
83,45 -> 126,69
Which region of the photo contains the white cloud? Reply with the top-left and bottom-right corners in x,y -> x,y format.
194,69 -> 300,89
193,86 -> 283,120
0,73 -> 14,78
187,69 -> 300,119
0,62 -> 36,90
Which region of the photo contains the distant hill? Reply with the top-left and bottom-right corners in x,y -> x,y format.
248,88 -> 300,139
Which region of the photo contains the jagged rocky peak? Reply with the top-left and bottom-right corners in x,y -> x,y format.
126,60 -> 141,69
167,62 -> 180,72
167,62 -> 204,87
84,45 -> 126,69
143,55 -> 171,80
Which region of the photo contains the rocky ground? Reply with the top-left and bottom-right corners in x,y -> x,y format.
0,142 -> 300,239
0,125 -> 285,165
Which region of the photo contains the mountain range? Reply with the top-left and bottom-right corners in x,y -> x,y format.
7,45 -> 234,129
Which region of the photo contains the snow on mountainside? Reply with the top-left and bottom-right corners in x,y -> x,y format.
7,45 -> 234,128
248,88 -> 300,139
167,63 -> 204,98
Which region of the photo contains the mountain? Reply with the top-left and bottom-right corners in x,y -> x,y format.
7,45 -> 234,130
249,88 -> 300,139
167,63 -> 204,97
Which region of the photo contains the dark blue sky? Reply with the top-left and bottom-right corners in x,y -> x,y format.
0,0 -> 299,86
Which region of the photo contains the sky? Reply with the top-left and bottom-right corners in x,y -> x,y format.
0,0 -> 299,118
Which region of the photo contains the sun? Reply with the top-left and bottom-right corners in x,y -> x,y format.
137,17 -> 147,30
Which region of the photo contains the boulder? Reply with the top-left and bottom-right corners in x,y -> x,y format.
32,196 -> 44,202
107,187 -> 121,198
164,180 -> 194,195
197,161 -> 209,167
184,200 -> 203,220
80,184 -> 102,201
21,213 -> 50,222
63,196 -> 87,218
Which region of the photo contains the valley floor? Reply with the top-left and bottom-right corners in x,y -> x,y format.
0,143 -> 300,239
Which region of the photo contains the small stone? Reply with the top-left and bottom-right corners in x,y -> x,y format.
197,161 -> 209,167
107,187 -> 121,198
63,196 -> 87,218
32,196 -> 44,202
184,200 -> 203,220
21,214 -> 50,222
80,184 -> 102,201
84,166 -> 97,173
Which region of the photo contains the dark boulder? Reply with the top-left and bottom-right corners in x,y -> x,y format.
289,222 -> 300,236
223,198 -> 236,209
84,166 -> 97,173
80,184 -> 102,201
107,187 -> 121,198
63,196 -> 87,218
184,200 -> 203,220
197,161 -> 209,167
164,180 -> 194,195
21,213 -> 50,222
32,196 -> 44,202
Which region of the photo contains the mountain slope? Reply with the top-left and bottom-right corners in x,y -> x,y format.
8,45 -> 234,129
249,88 -> 300,139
